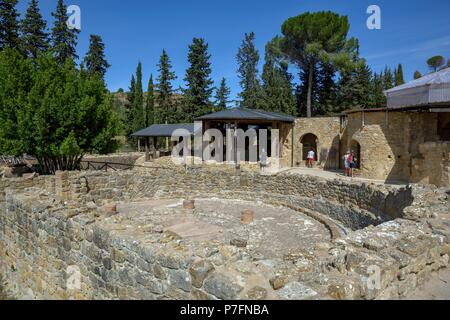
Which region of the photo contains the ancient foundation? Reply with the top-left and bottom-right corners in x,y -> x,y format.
0,167 -> 449,300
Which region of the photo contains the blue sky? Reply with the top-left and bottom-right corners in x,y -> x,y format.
16,0 -> 450,102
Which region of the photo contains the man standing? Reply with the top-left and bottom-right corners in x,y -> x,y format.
307,149 -> 316,168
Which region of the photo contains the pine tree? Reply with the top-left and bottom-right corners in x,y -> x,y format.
316,63 -> 337,115
383,67 -> 395,90
297,65 -> 319,116
0,0 -> 21,50
215,78 -> 230,111
236,32 -> 262,109
156,49 -> 177,124
84,34 -> 110,80
395,63 -> 405,86
145,75 -> 155,127
51,0 -> 78,64
338,60 -> 372,111
182,38 -> 214,122
371,72 -> 386,108
21,0 -> 48,59
261,37 -> 296,115
414,70 -> 422,79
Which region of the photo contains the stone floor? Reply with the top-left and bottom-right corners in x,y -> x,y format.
114,198 -> 332,260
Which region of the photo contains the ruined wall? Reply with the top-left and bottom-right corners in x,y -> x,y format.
67,169 -> 416,229
293,118 -> 341,169
0,170 -> 448,300
341,111 -> 413,181
411,142 -> 450,188
341,111 -> 450,186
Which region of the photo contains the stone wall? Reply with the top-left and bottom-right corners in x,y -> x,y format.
292,118 -> 341,169
0,169 -> 449,300
64,169 -> 416,230
411,142 -> 450,188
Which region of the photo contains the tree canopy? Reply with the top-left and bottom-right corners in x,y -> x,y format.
280,11 -> 359,117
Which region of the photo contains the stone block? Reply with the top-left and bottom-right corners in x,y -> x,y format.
203,273 -> 243,300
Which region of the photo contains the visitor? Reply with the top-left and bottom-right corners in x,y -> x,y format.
350,150 -> 358,177
260,148 -> 268,173
343,151 -> 351,177
348,151 -> 354,178
307,149 -> 316,168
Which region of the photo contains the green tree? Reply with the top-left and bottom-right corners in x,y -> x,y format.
261,37 -> 296,115
214,78 -> 230,111
0,50 -> 120,174
156,49 -> 177,124
383,67 -> 395,90
183,38 -> 214,122
236,32 -> 262,109
21,0 -> 49,59
316,63 -> 337,115
280,11 -> 359,117
0,0 -> 21,50
371,72 -> 386,108
84,34 -> 110,80
395,63 -> 405,86
0,49 -> 34,155
338,60 -> 372,111
145,75 -> 155,127
51,0 -> 78,64
414,70 -> 422,79
427,56 -> 445,72
129,62 -> 144,134
128,75 -> 136,105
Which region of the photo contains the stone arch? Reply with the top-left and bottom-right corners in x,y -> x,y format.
300,133 -> 319,161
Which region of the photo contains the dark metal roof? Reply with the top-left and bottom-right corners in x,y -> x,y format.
196,108 -> 296,123
131,123 -> 196,137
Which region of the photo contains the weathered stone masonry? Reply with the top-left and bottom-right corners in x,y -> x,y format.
0,169 -> 449,300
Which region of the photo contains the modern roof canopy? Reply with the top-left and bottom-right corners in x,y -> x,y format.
131,123 -> 197,138
196,107 -> 296,123
385,67 -> 450,109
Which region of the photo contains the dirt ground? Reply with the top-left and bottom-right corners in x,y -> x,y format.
115,198 -> 332,259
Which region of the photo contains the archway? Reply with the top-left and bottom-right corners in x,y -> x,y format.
301,134 -> 318,161
350,140 -> 361,169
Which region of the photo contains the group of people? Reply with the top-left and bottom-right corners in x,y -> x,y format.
343,151 -> 358,177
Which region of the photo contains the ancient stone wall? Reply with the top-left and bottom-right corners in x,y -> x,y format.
64,169 -> 415,229
411,142 -> 450,188
0,170 -> 448,300
292,118 -> 341,169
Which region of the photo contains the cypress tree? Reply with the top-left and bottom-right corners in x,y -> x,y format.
236,32 -> 262,109
156,49 -> 177,123
131,62 -> 144,133
383,67 -> 395,90
84,34 -> 110,80
0,0 -> 21,50
145,75 -> 155,127
215,78 -> 230,111
183,38 -> 214,122
21,0 -> 48,59
51,0 -> 78,64
395,63 -> 405,86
